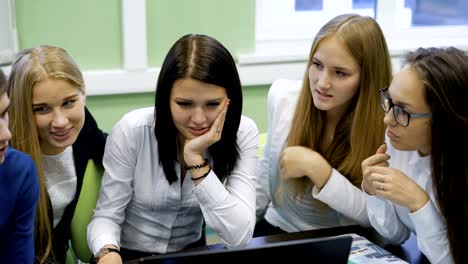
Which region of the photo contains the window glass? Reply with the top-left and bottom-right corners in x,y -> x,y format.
353,0 -> 375,9
405,0 -> 468,26
295,0 -> 323,11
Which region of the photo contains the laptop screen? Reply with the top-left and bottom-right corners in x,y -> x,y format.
138,235 -> 352,263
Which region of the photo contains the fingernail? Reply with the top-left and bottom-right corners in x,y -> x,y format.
227,99 -> 231,106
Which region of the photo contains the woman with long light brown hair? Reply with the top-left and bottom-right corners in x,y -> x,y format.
255,14 -> 392,236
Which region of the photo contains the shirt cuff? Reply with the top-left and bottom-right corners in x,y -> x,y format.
90,234 -> 120,256
410,200 -> 446,239
192,170 -> 228,207
311,169 -> 340,199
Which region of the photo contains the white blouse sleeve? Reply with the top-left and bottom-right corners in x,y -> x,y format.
365,192 -> 411,245
411,200 -> 453,264
192,117 -> 259,248
312,169 -> 370,227
87,117 -> 137,255
255,84 -> 278,221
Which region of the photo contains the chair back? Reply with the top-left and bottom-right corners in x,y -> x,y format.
70,160 -> 104,262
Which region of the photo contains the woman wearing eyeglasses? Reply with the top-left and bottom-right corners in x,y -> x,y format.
362,47 -> 468,264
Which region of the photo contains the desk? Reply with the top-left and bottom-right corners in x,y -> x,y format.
125,225 -> 429,264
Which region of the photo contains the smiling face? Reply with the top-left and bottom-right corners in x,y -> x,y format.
32,78 -> 86,155
170,78 -> 227,142
384,65 -> 432,156
0,93 -> 12,164
309,35 -> 361,119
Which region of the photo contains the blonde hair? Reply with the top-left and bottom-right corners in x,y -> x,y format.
7,45 -> 84,263
283,14 -> 391,201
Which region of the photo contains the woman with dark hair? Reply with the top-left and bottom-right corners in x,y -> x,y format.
0,69 -> 40,263
362,47 -> 468,264
87,34 -> 258,263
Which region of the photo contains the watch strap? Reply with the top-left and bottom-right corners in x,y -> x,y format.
94,247 -> 120,263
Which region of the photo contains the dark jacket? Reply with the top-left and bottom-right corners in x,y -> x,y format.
37,107 -> 107,264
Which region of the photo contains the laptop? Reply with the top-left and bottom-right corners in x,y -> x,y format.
138,235 -> 352,263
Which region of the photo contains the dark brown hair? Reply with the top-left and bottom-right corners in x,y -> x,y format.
404,47 -> 468,264
154,34 -> 242,184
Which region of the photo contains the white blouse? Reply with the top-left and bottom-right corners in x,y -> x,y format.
42,146 -> 77,227
365,135 -> 453,264
87,107 -> 258,255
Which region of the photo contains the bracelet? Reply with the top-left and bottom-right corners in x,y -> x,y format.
192,168 -> 211,181
184,158 -> 209,171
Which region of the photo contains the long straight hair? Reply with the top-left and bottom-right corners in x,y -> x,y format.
154,34 -> 243,184
7,45 -> 85,263
286,14 -> 391,196
0,69 -> 6,95
404,47 -> 468,264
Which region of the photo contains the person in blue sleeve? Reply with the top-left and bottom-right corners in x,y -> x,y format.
0,68 -> 40,263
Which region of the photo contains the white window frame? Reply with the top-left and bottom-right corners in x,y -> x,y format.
256,0 -> 374,41
244,0 -> 468,81
256,0 -> 468,43
6,0 -> 467,94
377,0 -> 468,49
0,0 -> 18,65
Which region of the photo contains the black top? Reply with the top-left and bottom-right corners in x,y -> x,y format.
36,107 -> 107,264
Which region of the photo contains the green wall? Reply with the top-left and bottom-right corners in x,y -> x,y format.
147,0 -> 255,65
15,0 -> 268,132
16,0 -> 255,68
15,0 -> 122,69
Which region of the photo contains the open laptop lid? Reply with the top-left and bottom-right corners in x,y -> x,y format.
138,235 -> 352,263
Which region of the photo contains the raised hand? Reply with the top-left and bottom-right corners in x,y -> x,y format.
362,143 -> 390,195
362,143 -> 429,212
365,166 -> 430,212
183,99 -> 230,165
279,146 -> 332,189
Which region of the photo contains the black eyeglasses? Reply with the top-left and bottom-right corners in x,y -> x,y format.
379,88 -> 431,127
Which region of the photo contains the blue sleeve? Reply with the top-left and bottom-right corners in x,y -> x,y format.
7,158 -> 40,263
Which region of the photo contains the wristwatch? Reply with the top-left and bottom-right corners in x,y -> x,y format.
94,247 -> 120,263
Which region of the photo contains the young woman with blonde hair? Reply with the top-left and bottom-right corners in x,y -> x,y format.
255,14 -> 392,235
8,45 -> 107,263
